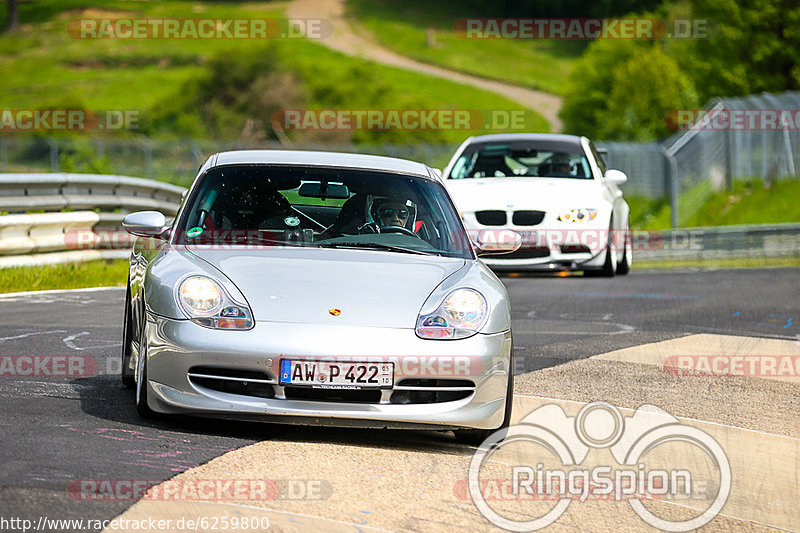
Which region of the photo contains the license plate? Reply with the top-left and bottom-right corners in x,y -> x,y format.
279,360 -> 394,389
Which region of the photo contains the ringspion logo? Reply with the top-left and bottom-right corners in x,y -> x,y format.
468,402 -> 730,531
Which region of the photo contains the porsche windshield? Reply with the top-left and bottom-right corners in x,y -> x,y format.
448,141 -> 592,180
174,165 -> 473,258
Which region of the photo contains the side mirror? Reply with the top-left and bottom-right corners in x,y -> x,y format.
604,169 -> 628,185
473,229 -> 522,256
122,211 -> 168,238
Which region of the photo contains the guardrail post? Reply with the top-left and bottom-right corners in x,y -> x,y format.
94,138 -> 105,160
142,139 -> 153,179
782,125 -> 796,177
0,137 -> 7,172
661,146 -> 679,229
48,139 -> 59,172
724,128 -> 733,190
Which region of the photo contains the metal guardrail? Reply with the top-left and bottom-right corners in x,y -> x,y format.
0,173 -> 797,268
635,223 -> 800,262
0,173 -> 185,269
0,173 -> 184,214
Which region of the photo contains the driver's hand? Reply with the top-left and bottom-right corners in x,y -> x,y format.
357,222 -> 380,234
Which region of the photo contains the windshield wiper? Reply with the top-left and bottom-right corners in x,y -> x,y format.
316,241 -> 433,256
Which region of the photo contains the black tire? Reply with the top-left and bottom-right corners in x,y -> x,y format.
121,286 -> 135,389
454,350 -> 514,446
135,320 -> 158,419
599,241 -> 617,277
585,223 -> 617,277
616,222 -> 632,275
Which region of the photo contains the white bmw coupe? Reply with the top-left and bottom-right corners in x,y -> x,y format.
442,133 -> 632,276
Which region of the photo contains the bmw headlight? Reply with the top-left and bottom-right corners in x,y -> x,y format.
177,275 -> 253,330
416,288 -> 487,340
558,208 -> 597,223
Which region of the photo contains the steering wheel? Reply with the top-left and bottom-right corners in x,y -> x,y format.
380,225 -> 421,238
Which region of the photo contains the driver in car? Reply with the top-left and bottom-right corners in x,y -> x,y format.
365,196 -> 417,234
549,153 -> 573,176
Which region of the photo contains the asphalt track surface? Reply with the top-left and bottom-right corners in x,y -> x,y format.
0,268 -> 797,531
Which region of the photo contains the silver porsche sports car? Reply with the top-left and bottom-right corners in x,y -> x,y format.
121,150 -> 515,442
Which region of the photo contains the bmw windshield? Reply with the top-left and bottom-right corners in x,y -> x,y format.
174,165 -> 474,259
448,140 -> 592,180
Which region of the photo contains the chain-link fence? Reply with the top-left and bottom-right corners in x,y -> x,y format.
599,141 -> 668,198
600,90 -> 800,226
2,91 -> 798,226
0,137 -> 459,188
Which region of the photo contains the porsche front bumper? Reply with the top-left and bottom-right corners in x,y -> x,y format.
140,314 -> 512,431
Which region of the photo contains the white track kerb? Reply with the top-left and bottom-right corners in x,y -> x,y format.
468,401 -> 731,532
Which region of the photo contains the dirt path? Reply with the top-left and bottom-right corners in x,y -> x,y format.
287,0 -> 564,132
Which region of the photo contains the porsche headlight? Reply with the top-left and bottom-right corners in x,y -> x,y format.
558,208 -> 597,223
180,276 -> 222,314
416,288 -> 487,340
177,276 -> 253,330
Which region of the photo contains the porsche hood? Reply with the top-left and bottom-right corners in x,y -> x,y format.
186,247 -> 467,328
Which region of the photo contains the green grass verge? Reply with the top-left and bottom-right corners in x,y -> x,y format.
1,253 -> 795,295
635,256 -> 800,270
347,0 -> 581,96
681,179 -> 800,227
0,0 -> 547,147
630,179 -> 800,230
274,38 -> 549,142
0,1 -> 268,111
0,259 -> 128,294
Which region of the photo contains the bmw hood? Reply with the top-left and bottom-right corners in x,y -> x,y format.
445,177 -> 607,211
185,247 -> 467,328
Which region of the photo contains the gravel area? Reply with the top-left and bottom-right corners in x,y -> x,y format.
514,358 -> 800,439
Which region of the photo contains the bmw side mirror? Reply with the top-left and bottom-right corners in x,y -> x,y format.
604,169 -> 628,185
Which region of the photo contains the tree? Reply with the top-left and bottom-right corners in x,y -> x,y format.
602,46 -> 696,140
559,39 -> 640,138
5,0 -> 19,32
668,0 -> 800,101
